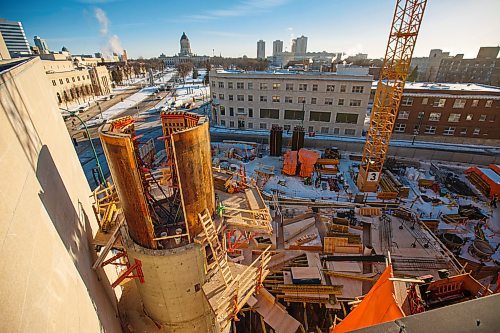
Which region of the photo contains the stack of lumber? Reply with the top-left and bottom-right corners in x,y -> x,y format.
379,170 -> 409,198
324,236 -> 363,254
442,214 -> 468,225
213,170 -> 232,191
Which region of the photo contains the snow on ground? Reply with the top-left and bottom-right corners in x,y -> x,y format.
83,86 -> 158,127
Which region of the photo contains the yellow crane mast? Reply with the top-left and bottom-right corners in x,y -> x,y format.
357,0 -> 428,192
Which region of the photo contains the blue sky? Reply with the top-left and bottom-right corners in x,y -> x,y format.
3,0 -> 499,59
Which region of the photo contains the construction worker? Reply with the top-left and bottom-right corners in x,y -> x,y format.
491,195 -> 497,209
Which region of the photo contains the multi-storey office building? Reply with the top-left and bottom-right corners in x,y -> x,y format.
210,67 -> 372,136
381,82 -> 500,145
0,18 -> 31,57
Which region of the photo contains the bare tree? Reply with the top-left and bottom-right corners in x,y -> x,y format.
176,62 -> 193,84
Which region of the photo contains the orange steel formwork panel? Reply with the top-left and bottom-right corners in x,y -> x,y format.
357,0 -> 427,192
172,121 -> 215,238
100,123 -> 157,249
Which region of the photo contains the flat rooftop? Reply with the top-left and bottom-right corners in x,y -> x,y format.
372,81 -> 500,94
214,69 -> 372,78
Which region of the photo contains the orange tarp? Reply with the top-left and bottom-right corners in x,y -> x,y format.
331,265 -> 404,333
283,151 -> 298,176
298,149 -> 320,178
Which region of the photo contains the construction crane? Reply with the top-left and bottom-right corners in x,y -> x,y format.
357,0 -> 428,192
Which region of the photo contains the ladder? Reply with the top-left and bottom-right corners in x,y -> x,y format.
199,209 -> 233,286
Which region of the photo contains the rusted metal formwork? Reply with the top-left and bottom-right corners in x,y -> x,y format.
161,111 -> 215,239
99,117 -> 157,249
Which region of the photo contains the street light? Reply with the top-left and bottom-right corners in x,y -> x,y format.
61,107 -> 106,184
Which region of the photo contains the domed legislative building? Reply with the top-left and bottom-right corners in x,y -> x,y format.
160,32 -> 209,66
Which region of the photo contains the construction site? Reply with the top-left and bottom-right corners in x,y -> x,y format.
1,0 -> 499,333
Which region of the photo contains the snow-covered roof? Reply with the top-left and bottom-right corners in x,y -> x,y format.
478,168 -> 500,185
372,81 -> 500,93
215,69 -> 372,78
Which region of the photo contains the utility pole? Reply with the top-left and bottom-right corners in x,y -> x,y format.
61,108 -> 106,184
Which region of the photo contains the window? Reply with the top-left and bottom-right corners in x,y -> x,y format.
340,85 -> 346,93
59,79 -> 63,84
479,114 -> 487,121
311,98 -> 317,104
238,119 -> 245,128
453,99 -> 466,108
219,94 -> 225,100
228,82 -> 233,89
260,96 -> 267,102
326,85 -> 335,92
220,106 -> 226,115
333,128 -> 340,135
229,107 -> 234,116
422,98 -> 428,105
338,99 -> 344,106
237,82 -> 244,89
490,115 -> 496,122
77,76 -> 80,81
260,83 -> 268,90
229,121 -> 234,127
219,82 -> 224,88
299,84 -> 307,91
237,107 -> 245,114
460,128 -> 467,135
212,81 -> 216,87
72,77 -> 75,82
309,111 -> 331,122
398,111 -> 410,119
248,122 -> 253,129
443,127 -> 455,135
466,114 -> 473,120
260,123 -> 267,129
448,113 -> 461,122
349,100 -> 361,107
52,80 -> 56,86
485,100 -> 493,107
298,97 -> 306,103
325,98 -> 333,105
473,128 -> 480,135
284,125 -> 291,131
424,126 -> 436,134
286,83 -> 293,91
394,123 -> 406,132
272,96 -> 280,102
248,82 -> 253,89
312,84 -> 318,91
401,97 -> 413,106
273,83 -> 280,90
471,99 -> 479,107
352,86 -> 364,93
260,108 -> 280,119
320,127 -> 329,134
336,113 -> 358,124
285,96 -> 293,103
66,78 -> 70,83
229,95 -> 234,101
248,95 -> 253,101
344,129 -> 356,136
220,120 -> 226,126
237,95 -> 244,101
429,112 -> 441,121
284,110 -> 305,120
248,108 -> 253,117
433,98 -> 446,107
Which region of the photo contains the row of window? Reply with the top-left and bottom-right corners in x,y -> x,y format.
214,81 -> 365,93
398,110 -> 495,122
219,106 -> 359,124
400,97 -> 494,108
219,120 -> 356,135
394,123 -> 483,136
216,94 -> 362,106
52,74 -> 91,86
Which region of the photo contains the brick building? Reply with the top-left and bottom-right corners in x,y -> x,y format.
372,82 -> 500,145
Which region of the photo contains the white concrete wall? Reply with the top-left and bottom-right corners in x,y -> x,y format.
0,58 -> 122,332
